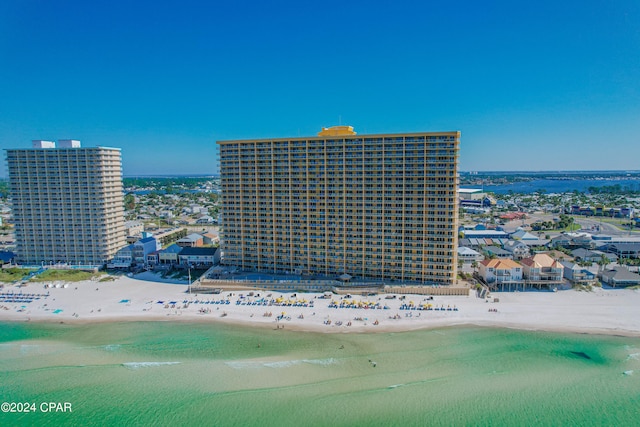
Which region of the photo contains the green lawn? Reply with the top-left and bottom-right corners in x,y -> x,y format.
535,224 -> 582,233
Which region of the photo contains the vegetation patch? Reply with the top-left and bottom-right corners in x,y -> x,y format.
30,269 -> 99,282
0,268 -> 35,283
161,268 -> 206,281
531,214 -> 582,232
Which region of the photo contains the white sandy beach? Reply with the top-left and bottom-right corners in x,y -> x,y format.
1,275 -> 639,336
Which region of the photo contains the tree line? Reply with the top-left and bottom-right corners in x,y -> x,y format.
588,184 -> 640,195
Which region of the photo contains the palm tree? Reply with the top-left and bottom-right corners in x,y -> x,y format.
597,254 -> 609,273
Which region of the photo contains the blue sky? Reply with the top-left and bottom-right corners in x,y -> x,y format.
1,0 -> 638,176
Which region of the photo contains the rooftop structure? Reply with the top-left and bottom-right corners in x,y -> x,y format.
460,230 -> 509,239
32,140 -> 56,149
480,258 -> 522,270
317,125 -> 356,136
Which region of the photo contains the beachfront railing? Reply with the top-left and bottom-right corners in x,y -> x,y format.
197,278 -> 469,295
198,278 -> 341,292
385,286 -> 470,296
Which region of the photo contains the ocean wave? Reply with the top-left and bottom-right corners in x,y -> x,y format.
226,358 -> 338,370
623,370 -> 633,376
626,353 -> 639,361
225,361 -> 261,370
264,358 -> 337,368
122,361 -> 181,370
302,358 -> 337,367
103,344 -> 121,352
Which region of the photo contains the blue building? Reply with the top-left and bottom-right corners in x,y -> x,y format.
133,237 -> 160,265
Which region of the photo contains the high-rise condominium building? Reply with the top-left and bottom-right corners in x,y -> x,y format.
5,140 -> 126,266
218,127 -> 460,285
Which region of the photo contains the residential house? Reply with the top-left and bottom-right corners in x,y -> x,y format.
521,239 -> 551,249
195,215 -> 215,224
478,258 -> 523,288
600,266 -> 640,288
146,250 -> 160,266
560,261 -> 596,286
550,234 -> 571,248
569,232 -> 594,248
178,247 -> 220,267
520,253 -> 564,287
602,243 -> 640,259
571,248 -> 617,263
177,233 -> 204,248
109,245 -> 134,268
511,230 -> 539,240
550,233 -> 594,250
502,240 -> 531,260
132,237 -> 160,266
484,246 -> 513,259
201,232 -> 219,246
457,247 -> 483,263
158,244 -> 183,265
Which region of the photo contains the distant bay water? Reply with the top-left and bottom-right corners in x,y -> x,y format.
471,178 -> 640,194
123,178 -> 640,196
1,322 -> 638,426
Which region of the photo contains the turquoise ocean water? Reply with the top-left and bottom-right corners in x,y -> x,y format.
1,321 -> 639,426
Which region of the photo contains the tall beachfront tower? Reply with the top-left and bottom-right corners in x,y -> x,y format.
218,127 -> 460,285
5,140 -> 126,266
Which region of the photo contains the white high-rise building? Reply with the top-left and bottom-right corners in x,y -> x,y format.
5,140 -> 126,266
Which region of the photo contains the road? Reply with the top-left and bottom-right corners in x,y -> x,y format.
574,217 -> 638,237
